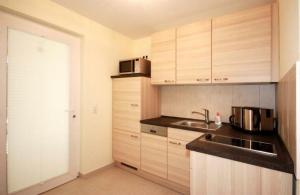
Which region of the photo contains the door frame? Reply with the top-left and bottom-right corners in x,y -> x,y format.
0,11 -> 81,195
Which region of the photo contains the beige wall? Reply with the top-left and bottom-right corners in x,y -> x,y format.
0,0 -> 133,174
132,37 -> 151,57
278,0 -> 300,78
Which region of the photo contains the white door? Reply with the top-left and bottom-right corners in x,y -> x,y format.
0,11 -> 80,195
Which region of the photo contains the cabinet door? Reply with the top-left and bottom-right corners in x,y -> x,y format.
112,77 -> 141,133
261,168 -> 292,195
190,152 -> 232,195
141,133 -> 167,178
190,152 -> 293,195
167,138 -> 190,187
232,161 -> 261,195
177,20 -> 212,84
113,130 -> 140,169
212,5 -> 271,83
151,29 -> 176,85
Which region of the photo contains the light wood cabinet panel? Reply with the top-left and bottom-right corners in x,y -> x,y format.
261,168 -> 293,195
168,128 -> 203,142
190,152 -> 293,195
232,161 -> 261,195
167,138 -> 190,187
206,154 -> 232,195
112,77 -> 160,133
177,20 -> 212,84
212,4 -> 272,83
140,77 -> 161,119
112,130 -> 140,169
167,128 -> 203,187
141,133 -> 167,178
112,77 -> 159,169
112,77 -> 141,133
151,29 -> 176,85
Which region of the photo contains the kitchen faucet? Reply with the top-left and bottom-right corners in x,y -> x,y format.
192,109 -> 209,124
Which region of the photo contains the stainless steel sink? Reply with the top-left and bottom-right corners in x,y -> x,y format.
172,120 -> 221,131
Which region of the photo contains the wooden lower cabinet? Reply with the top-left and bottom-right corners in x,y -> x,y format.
232,161 -> 261,195
112,130 -> 140,169
167,138 -> 190,187
167,128 -> 203,188
261,167 -> 293,195
191,152 -> 293,195
141,133 -> 167,178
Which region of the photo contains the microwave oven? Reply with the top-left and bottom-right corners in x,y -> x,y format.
119,58 -> 151,75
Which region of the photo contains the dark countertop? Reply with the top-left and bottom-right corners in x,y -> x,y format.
111,73 -> 150,78
140,116 -> 294,174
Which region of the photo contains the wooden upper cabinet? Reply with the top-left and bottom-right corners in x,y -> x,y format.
151,29 -> 176,85
212,4 -> 272,83
177,20 -> 212,84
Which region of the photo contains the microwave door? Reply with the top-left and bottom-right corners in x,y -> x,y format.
119,60 -> 134,74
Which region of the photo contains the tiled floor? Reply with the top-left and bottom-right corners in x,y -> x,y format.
42,166 -> 182,195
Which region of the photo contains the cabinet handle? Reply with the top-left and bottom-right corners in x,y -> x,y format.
131,104 -> 138,107
169,141 -> 181,145
164,80 -> 175,83
130,135 -> 138,138
150,129 -> 157,134
197,78 -> 210,82
223,78 -> 228,81
214,78 -> 222,81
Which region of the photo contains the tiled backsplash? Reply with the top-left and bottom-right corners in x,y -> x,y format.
161,84 -> 276,122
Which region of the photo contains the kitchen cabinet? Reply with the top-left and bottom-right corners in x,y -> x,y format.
112,77 -> 141,133
177,20 -> 212,84
167,138 -> 190,187
112,77 -> 160,133
112,130 -> 140,168
190,152 -> 293,195
150,4 -> 277,85
212,4 -> 272,83
151,29 -> 176,85
141,133 -> 167,178
112,77 -> 160,169
167,128 -> 203,187
232,161 -> 261,195
261,168 -> 293,195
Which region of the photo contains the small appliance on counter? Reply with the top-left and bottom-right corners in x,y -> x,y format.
119,57 -> 151,76
229,106 -> 276,133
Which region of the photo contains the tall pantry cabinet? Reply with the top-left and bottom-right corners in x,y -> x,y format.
112,76 -> 160,169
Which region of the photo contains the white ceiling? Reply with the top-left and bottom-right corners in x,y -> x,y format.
52,0 -> 272,39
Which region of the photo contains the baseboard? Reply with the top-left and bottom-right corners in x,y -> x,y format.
79,162 -> 115,178
115,162 -> 190,195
